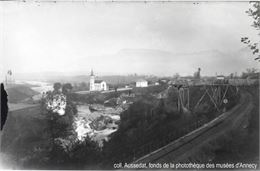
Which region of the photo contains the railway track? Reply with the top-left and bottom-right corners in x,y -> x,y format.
133,91 -> 254,164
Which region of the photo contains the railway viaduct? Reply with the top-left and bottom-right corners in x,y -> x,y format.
132,89 -> 254,164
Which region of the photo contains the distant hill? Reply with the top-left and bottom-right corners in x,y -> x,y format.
13,48 -> 259,82
115,48 -> 259,76
6,85 -> 39,103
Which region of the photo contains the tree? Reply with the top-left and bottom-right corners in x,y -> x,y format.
53,82 -> 62,92
241,68 -> 259,79
67,137 -> 102,169
42,83 -> 77,167
23,82 -> 103,169
241,2 -> 260,61
62,83 -> 73,94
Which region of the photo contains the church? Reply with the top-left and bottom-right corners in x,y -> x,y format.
89,70 -> 108,91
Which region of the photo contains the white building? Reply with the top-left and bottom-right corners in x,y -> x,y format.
136,79 -> 148,87
89,70 -> 108,91
216,75 -> 225,80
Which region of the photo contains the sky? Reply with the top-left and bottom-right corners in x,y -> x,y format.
0,1 -> 259,79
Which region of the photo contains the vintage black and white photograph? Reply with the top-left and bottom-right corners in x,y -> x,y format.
0,0 -> 259,170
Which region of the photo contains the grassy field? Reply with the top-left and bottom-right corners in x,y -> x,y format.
8,103 -> 39,112
1,105 -> 47,169
6,85 -> 39,103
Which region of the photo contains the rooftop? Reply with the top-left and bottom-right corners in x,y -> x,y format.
136,79 -> 147,82
95,80 -> 105,83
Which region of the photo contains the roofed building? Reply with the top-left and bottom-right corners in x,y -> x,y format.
216,75 -> 225,80
136,79 -> 148,87
89,70 -> 108,91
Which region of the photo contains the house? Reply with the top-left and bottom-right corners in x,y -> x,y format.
136,79 -> 148,87
216,75 -> 225,80
89,70 -> 108,91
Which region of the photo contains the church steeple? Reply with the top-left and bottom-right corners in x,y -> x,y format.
90,69 -> 95,91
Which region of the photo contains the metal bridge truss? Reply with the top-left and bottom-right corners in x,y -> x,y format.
128,84 -> 239,161
171,84 -> 239,113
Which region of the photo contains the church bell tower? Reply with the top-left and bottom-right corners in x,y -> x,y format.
90,69 -> 95,91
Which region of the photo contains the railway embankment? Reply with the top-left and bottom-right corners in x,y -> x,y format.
133,91 -> 254,164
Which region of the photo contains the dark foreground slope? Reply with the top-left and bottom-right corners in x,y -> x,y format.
212,85 -> 259,164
